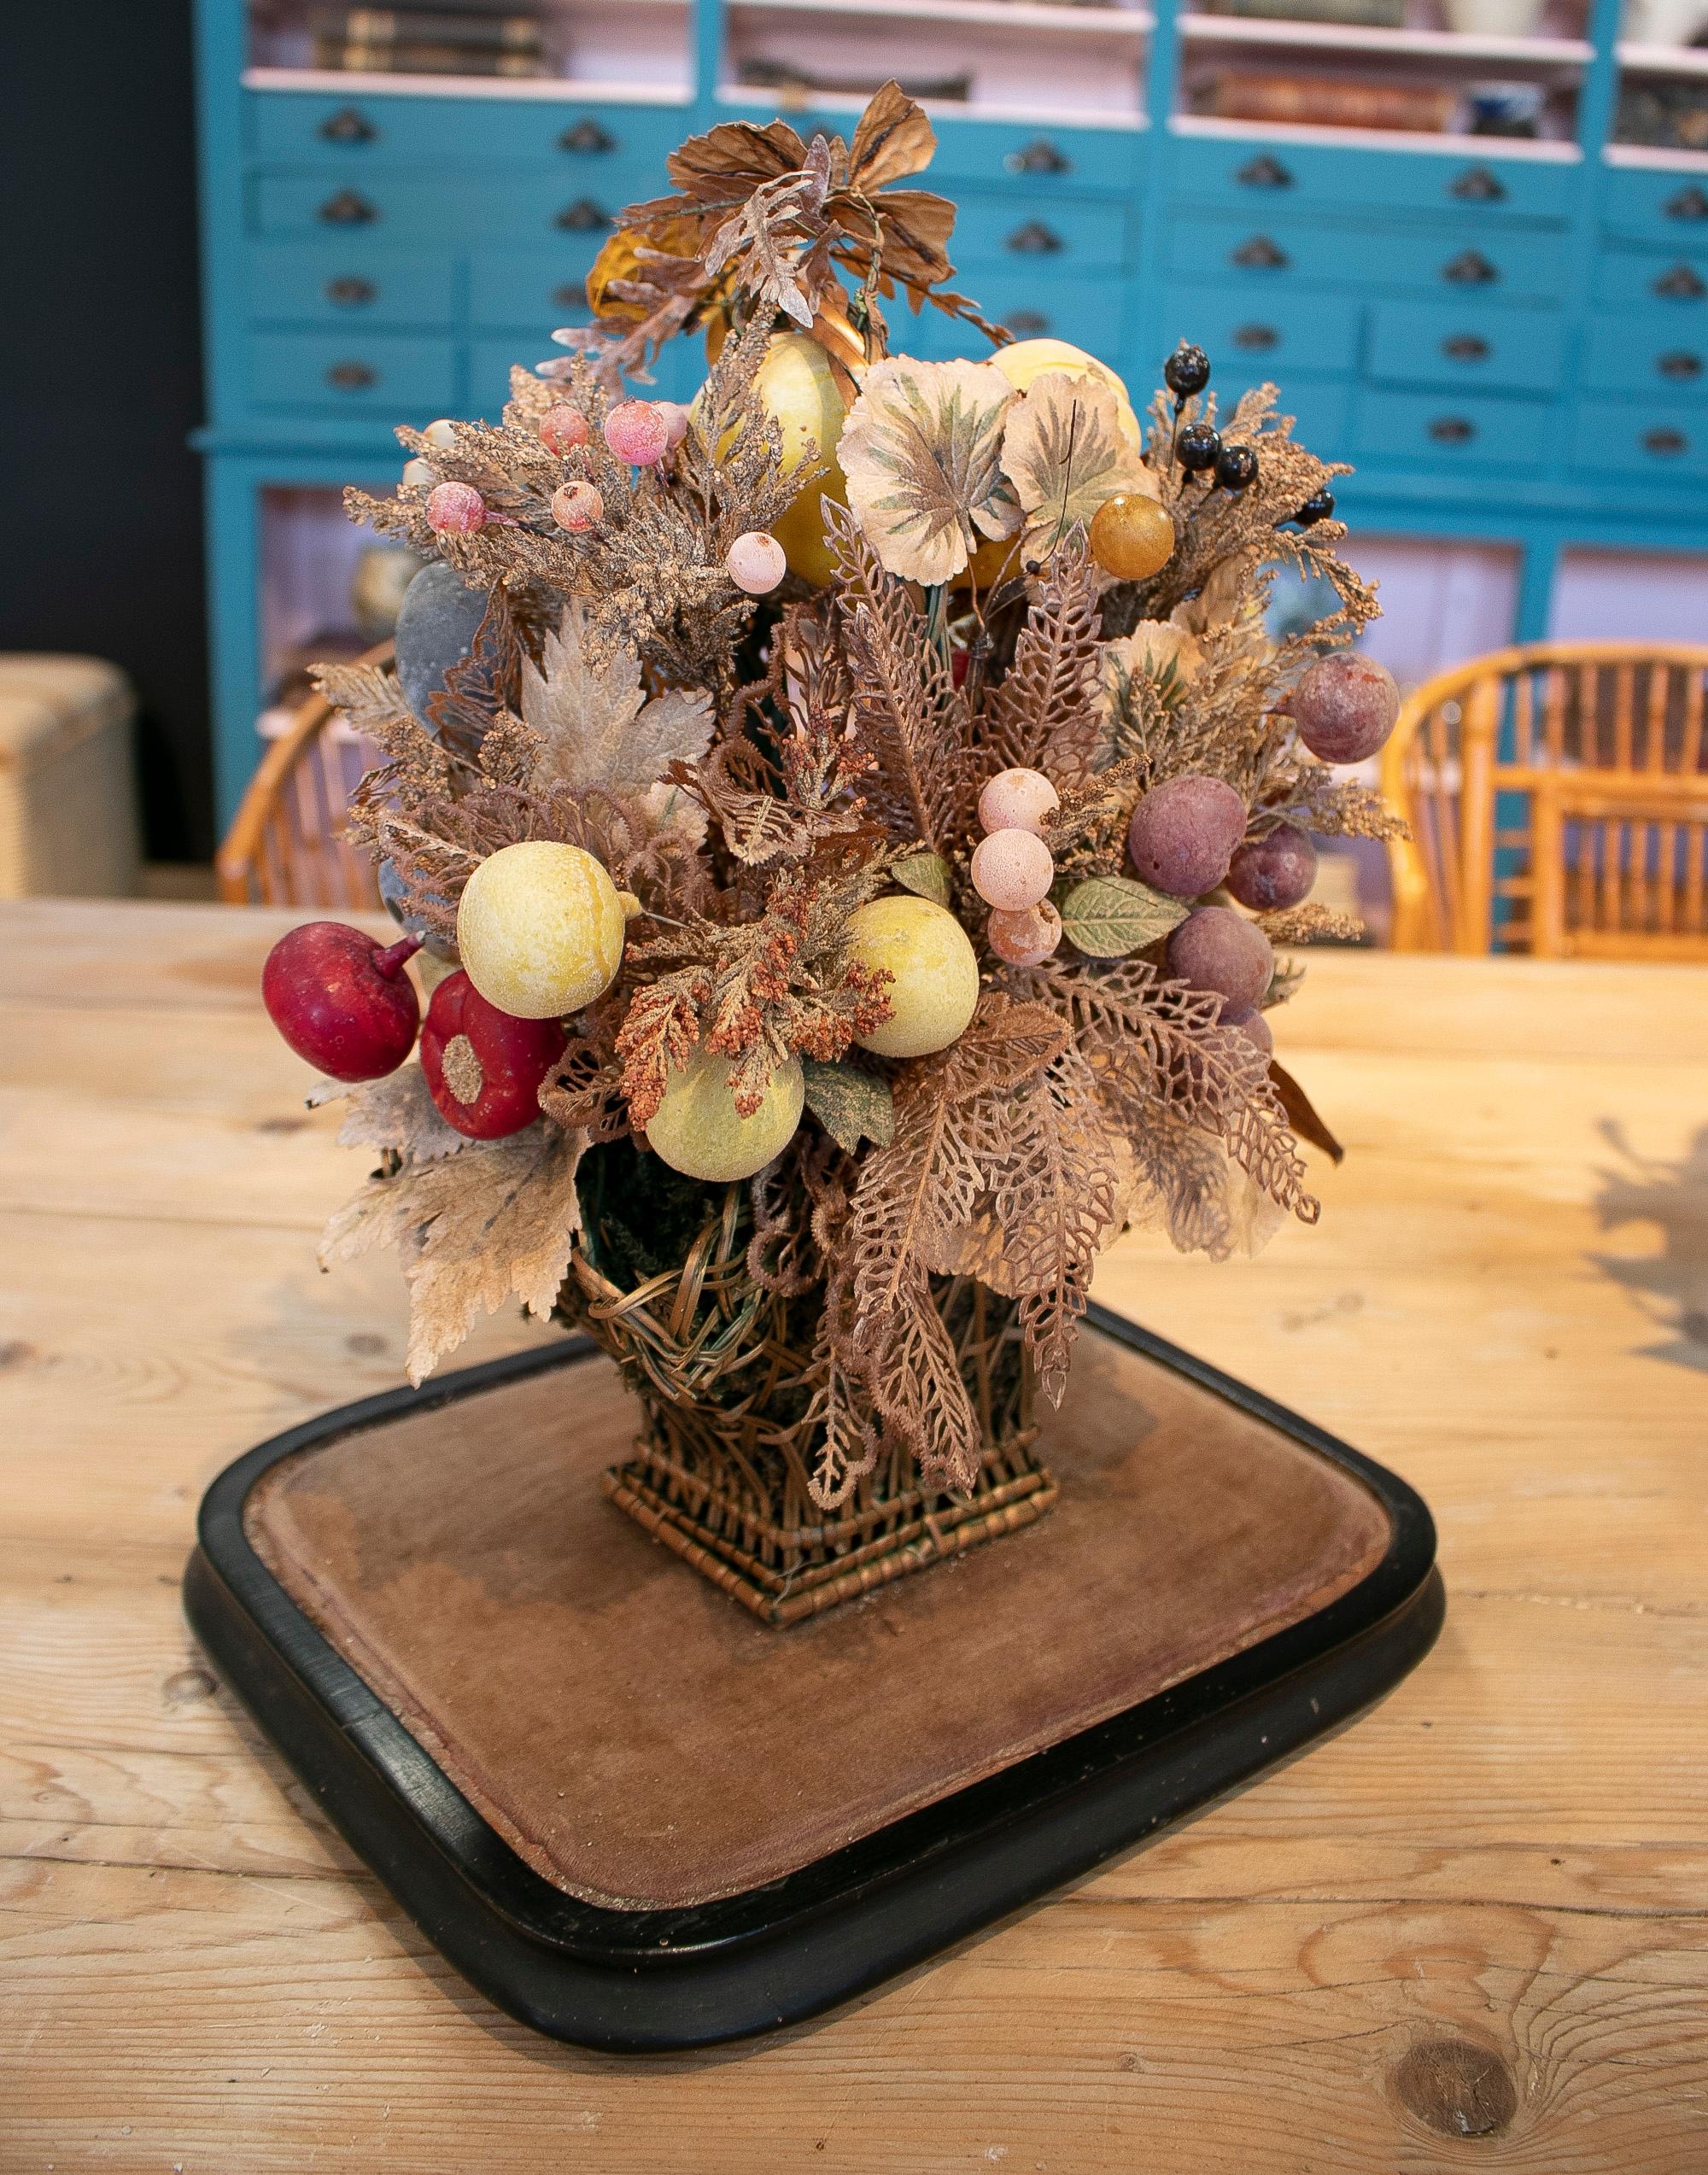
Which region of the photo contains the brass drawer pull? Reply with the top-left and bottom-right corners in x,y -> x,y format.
559,119 -> 616,155
318,107 -> 376,145
1442,249 -> 1498,286
327,360 -> 377,391
318,190 -> 377,226
1232,322 -> 1279,350
325,276 -> 376,307
1005,220 -> 1063,254
1665,185 -> 1708,222
1642,427 -> 1688,457
555,197 -> 610,232
1450,166 -> 1505,203
1231,233 -> 1288,270
1005,138 -> 1069,175
1442,333 -> 1490,363
1236,154 -> 1292,190
1658,349 -> 1704,381
1428,414 -> 1475,445
1654,263 -> 1707,301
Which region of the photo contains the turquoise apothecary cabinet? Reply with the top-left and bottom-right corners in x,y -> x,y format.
195,0 -> 1708,826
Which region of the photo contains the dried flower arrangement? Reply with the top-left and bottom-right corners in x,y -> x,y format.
259,84 -> 1408,1616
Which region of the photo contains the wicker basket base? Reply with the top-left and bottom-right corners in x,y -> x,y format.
604,1442 -> 1057,1627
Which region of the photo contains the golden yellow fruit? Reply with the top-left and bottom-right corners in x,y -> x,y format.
645,1049 -> 804,1183
1090,494 -> 1176,582
456,840 -> 626,1020
586,219 -> 705,324
845,895 -> 980,1059
989,337 -> 1143,448
699,332 -> 849,586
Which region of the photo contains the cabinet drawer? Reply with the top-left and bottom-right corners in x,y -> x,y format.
1273,377 -> 1354,453
251,170 -> 621,248
246,90 -> 687,177
1167,216 -> 1566,301
1354,387 -> 1548,467
1571,398 -> 1708,479
906,277 -> 1118,361
248,331 -> 459,416
1164,284 -> 1361,377
951,192 -> 1132,272
471,251 -> 602,330
1594,247 -> 1708,313
1366,301 -> 1565,394
1600,166 -> 1708,248
1582,316 -> 1708,400
927,116 -> 1142,196
244,242 -> 457,328
1171,135 -> 1573,225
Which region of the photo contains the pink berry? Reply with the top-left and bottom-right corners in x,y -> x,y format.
1127,774 -> 1247,899
551,479 -> 603,532
978,767 -> 1059,839
656,401 -> 691,452
1167,906 -> 1273,1013
425,481 -> 486,535
1222,1004 -> 1274,1058
724,530 -> 787,595
603,400 -> 670,467
261,921 -> 421,1081
971,827 -> 1055,912
1226,823 -> 1317,912
539,403 -> 590,455
1290,652 -> 1401,766
987,899 -> 1062,967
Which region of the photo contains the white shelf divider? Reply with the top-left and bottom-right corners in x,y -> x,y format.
728,0 -> 1154,31
1604,139 -> 1708,170
1178,14 -> 1593,66
241,67 -> 695,104
1617,41 -> 1708,79
1169,110 -> 1582,155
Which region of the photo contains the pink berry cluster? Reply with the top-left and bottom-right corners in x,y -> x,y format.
971,768 -> 1063,966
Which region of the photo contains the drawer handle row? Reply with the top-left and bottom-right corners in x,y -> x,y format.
309,106 -> 621,155
319,190 -> 377,226
1667,185 -> 1708,223
1643,428 -> 1689,458
1655,263 -> 1707,301
325,275 -> 376,307
1428,416 -> 1475,446
556,197 -> 610,233
326,361 -> 377,391
1005,138 -> 1070,176
1005,220 -> 1063,255
319,107 -> 376,145
1442,333 -> 1490,363
1442,250 -> 1499,286
1231,233 -> 1288,270
1658,349 -> 1704,381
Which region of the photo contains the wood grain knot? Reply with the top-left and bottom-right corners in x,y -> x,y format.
1391,2038 -> 1517,2139
162,1666 -> 218,1706
0,1340 -> 37,1369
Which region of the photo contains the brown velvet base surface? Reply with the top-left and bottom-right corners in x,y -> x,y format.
245,1330 -> 1391,1911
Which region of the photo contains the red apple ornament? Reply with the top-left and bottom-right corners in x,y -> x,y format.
418,970 -> 565,1138
261,921 -> 422,1080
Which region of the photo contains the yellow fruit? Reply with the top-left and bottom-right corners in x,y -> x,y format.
645,1049 -> 804,1183
845,895 -> 980,1059
456,841 -> 625,1020
989,338 -> 1143,449
700,332 -> 848,586
1090,493 -> 1176,582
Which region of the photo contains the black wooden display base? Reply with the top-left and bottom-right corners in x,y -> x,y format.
184,1307 -> 1442,2053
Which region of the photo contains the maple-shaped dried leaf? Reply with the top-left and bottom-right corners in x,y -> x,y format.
801,1057 -> 895,1155
702,134 -> 833,330
1000,372 -> 1155,560
319,1122 -> 585,1383
333,1062 -> 466,1166
839,357 -> 1020,585
522,602 -> 712,796
847,79 -> 938,191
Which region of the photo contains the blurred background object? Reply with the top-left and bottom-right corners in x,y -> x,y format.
0,658 -> 142,899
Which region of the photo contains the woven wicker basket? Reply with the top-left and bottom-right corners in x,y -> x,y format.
558,1149 -> 1056,1626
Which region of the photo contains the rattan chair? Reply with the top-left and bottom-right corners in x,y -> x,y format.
1381,641 -> 1708,959
215,641 -> 392,909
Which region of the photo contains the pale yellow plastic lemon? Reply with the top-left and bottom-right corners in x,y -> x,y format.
988,338 -> 1144,448
645,1048 -> 804,1183
845,895 -> 980,1059
456,840 -> 625,1020
699,332 -> 848,586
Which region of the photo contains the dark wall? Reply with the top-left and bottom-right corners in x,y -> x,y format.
1,2 -> 212,860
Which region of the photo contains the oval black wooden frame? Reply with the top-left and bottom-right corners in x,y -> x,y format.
183,1305 -> 1443,2053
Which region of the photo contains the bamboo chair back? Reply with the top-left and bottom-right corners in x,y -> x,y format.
1382,641 -> 1708,959
216,644 -> 391,910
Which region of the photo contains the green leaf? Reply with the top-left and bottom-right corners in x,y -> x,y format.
801,1059 -> 896,1155
891,850 -> 951,908
1061,874 -> 1188,959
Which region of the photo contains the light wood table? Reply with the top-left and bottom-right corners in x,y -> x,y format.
3,899 -> 1705,2172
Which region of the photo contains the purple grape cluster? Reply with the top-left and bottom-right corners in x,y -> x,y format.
1127,774 -> 1248,898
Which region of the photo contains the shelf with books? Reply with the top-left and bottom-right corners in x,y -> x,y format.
246,0 -> 693,95
1169,106 -> 1582,145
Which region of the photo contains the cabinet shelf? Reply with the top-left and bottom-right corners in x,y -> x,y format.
714,84 -> 1149,125
1617,41 -> 1708,79
1604,138 -> 1708,169
241,66 -> 693,102
728,0 -> 1153,31
1169,110 -> 1581,154
1178,15 -> 1593,67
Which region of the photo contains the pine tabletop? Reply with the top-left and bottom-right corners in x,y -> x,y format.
3,898 -> 1705,2171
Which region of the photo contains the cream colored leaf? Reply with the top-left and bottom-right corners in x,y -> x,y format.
839,357 -> 1020,586
1000,372 -> 1153,558
522,602 -> 712,795
319,1123 -> 584,1384
333,1062 -> 466,1165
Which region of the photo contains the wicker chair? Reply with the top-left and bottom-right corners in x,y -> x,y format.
215,642 -> 391,909
1381,641 -> 1708,960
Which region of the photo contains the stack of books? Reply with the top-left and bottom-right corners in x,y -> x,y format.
311,7 -> 547,77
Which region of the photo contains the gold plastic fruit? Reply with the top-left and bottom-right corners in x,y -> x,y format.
988,338 -> 1143,448
456,840 -> 626,1020
845,895 -> 980,1059
700,331 -> 848,585
644,1048 -> 804,1183
1090,494 -> 1176,582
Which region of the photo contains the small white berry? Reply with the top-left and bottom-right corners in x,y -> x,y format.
725,530 -> 787,595
971,827 -> 1055,911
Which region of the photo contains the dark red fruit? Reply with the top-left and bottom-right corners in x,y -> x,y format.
1127,773 -> 1248,898
1226,823 -> 1317,911
1290,652 -> 1401,765
1167,905 -> 1274,1013
1222,1003 -> 1274,1057
261,921 -> 420,1081
418,970 -> 565,1139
